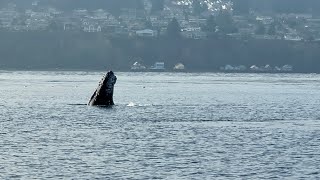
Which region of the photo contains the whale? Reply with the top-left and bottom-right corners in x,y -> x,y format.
88,71 -> 117,106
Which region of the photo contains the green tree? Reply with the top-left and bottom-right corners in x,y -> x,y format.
166,18 -> 181,39
204,15 -> 217,33
151,0 -> 164,13
134,0 -> 145,10
144,19 -> 153,29
47,21 -> 60,32
255,23 -> 266,35
267,23 -> 276,35
12,18 -> 19,26
216,11 -> 238,34
232,0 -> 249,14
193,0 -> 208,15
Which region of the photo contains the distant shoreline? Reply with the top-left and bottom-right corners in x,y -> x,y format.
0,68 -> 317,74
0,32 -> 319,73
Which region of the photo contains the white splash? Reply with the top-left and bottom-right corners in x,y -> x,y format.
127,102 -> 136,107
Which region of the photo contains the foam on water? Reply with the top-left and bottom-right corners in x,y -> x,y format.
127,102 -> 136,107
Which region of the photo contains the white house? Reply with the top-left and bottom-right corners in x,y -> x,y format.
83,24 -> 102,32
150,62 -> 165,71
136,29 -> 157,37
282,65 -> 293,72
181,27 -> 207,39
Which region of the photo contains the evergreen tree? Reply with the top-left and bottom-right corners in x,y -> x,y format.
255,23 -> 266,35
193,0 -> 207,15
151,0 -> 164,13
232,0 -> 249,14
204,15 -> 217,33
166,18 -> 181,39
47,21 -> 60,32
267,23 -> 276,35
134,0 -> 145,10
144,19 -> 153,29
216,11 -> 238,34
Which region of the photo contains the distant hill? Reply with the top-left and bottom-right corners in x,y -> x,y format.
1,0 -> 320,14
232,0 -> 320,14
0,31 -> 319,73
0,0 -> 144,12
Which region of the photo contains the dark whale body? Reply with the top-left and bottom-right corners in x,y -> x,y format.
88,71 -> 117,106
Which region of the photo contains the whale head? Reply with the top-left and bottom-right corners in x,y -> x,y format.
88,71 -> 117,106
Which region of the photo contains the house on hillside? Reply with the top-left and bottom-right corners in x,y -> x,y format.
73,9 -> 88,18
92,9 -> 109,20
64,22 -> 80,31
83,22 -> 102,33
136,29 -> 157,37
181,27 -> 207,39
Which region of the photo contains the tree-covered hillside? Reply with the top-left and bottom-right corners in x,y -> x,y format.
0,0 -> 144,12
232,0 -> 320,14
0,32 -> 320,73
1,0 -> 320,14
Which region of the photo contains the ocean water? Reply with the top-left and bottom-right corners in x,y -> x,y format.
1,71 -> 320,179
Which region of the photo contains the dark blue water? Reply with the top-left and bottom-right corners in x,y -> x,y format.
1,71 -> 320,179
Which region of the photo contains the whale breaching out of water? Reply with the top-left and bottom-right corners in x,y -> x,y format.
88,71 -> 117,106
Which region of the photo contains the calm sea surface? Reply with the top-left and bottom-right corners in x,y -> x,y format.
1,71 -> 320,179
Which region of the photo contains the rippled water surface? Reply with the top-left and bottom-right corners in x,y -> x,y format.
1,71 -> 320,179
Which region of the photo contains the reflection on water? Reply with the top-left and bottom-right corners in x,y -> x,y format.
1,71 -> 320,179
